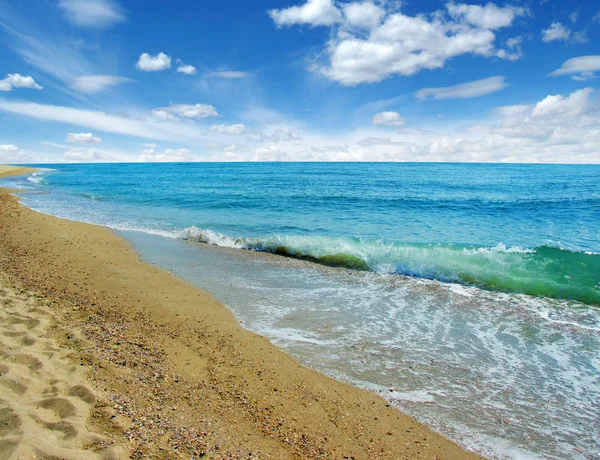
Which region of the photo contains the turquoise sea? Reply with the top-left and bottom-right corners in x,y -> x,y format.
3,162 -> 599,459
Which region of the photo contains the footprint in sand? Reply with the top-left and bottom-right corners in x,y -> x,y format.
0,406 -> 21,437
0,279 -> 123,459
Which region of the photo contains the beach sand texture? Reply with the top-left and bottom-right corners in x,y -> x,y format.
0,166 -> 38,179
0,166 -> 483,459
0,276 -> 122,459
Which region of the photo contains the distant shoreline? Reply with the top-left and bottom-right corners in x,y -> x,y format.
0,165 -> 39,178
0,166 -> 482,458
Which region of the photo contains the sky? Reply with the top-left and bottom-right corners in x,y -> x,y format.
0,0 -> 599,164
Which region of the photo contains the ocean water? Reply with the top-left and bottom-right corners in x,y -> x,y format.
3,162 -> 599,459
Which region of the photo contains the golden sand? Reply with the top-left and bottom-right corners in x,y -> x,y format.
0,165 -> 38,179
0,167 -> 483,459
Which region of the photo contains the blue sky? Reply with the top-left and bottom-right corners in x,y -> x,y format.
0,0 -> 599,163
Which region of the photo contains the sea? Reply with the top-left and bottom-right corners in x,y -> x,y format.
2,162 -> 599,459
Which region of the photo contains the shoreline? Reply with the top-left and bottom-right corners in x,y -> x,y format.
0,167 -> 482,458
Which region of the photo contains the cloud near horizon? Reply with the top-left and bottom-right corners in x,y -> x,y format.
2,86 -> 599,164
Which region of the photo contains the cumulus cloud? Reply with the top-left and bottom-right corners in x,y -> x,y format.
234,88 -> 600,163
0,74 -> 43,92
269,0 -> 342,27
0,144 -> 34,163
206,71 -> 249,79
66,132 -> 102,144
136,52 -> 171,71
139,147 -> 195,162
271,1 -> 527,85
177,64 -> 197,75
496,36 -> 523,61
542,22 -> 571,42
0,144 -> 19,154
372,111 -> 405,126
531,88 -> 592,118
64,147 -> 114,162
58,0 -> 125,29
416,76 -> 508,100
71,75 -> 133,93
343,2 -> 386,30
155,103 -> 219,120
446,2 -> 527,30
209,124 -> 247,135
549,56 -> 600,81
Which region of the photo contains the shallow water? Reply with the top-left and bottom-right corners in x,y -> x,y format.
120,231 -> 599,460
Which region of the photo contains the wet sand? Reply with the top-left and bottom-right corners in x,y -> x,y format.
0,165 -> 483,458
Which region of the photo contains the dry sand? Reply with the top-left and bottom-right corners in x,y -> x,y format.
0,275 -> 123,459
0,166 -> 38,179
0,166 -> 484,459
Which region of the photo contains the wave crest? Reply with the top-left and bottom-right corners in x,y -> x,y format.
177,227 -> 600,305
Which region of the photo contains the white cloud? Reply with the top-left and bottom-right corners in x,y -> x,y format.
357,136 -> 403,146
542,22 -> 571,42
207,71 -> 249,79
492,104 -> 529,117
415,76 -> 508,100
58,0 -> 125,29
0,144 -> 19,153
372,111 -> 405,126
209,124 -> 247,135
279,2 -> 525,86
156,103 -> 219,119
569,10 -> 579,23
150,109 -> 178,122
269,0 -> 342,27
139,147 -> 195,162
246,127 -> 302,142
66,132 -> 102,144
136,52 -> 171,72
0,73 -> 43,92
177,64 -> 197,75
496,36 -> 523,61
446,3 -> 527,30
271,127 -> 302,142
254,146 -> 290,161
0,144 -> 34,163
531,88 -> 592,119
571,72 -> 596,82
71,75 -> 132,93
506,36 -> 522,49
0,99 -> 212,143
549,56 -> 600,82
343,2 -> 386,30
0,17 -> 100,97
64,147 -> 115,162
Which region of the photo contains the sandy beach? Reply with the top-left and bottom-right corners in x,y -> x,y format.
0,165 -> 482,459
